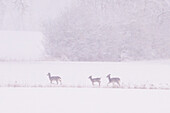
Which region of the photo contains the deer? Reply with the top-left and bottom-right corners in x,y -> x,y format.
47,73 -> 62,85
88,76 -> 101,86
106,74 -> 120,87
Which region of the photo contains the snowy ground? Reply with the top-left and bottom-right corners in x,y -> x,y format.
0,60 -> 170,88
0,60 -> 170,113
0,88 -> 170,113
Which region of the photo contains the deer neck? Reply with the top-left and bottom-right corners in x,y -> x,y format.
108,76 -> 111,82
48,75 -> 51,79
90,77 -> 93,82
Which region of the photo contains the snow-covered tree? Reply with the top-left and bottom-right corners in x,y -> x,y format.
43,0 -> 170,61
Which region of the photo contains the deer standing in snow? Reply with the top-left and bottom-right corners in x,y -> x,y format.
47,73 -> 62,85
106,74 -> 120,87
88,76 -> 101,86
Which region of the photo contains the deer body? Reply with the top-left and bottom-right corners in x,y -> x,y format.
47,73 -> 62,85
106,74 -> 120,87
88,76 -> 101,86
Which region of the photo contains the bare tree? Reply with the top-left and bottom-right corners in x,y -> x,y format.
13,0 -> 28,16
0,0 -> 5,29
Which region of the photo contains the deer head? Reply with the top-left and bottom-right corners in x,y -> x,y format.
106,74 -> 111,78
47,73 -> 51,77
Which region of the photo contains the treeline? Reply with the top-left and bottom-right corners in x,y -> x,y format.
43,0 -> 170,61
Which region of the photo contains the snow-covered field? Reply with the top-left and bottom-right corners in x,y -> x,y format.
0,60 -> 170,113
0,88 -> 170,113
0,60 -> 170,88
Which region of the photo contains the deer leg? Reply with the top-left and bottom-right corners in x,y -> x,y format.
117,82 -> 120,87
59,80 -> 62,85
92,82 -> 94,86
99,81 -> 101,87
107,82 -> 110,86
56,80 -> 58,85
112,82 -> 115,87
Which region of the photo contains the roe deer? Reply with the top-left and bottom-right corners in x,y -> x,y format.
88,76 -> 101,86
106,74 -> 120,87
47,73 -> 62,85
